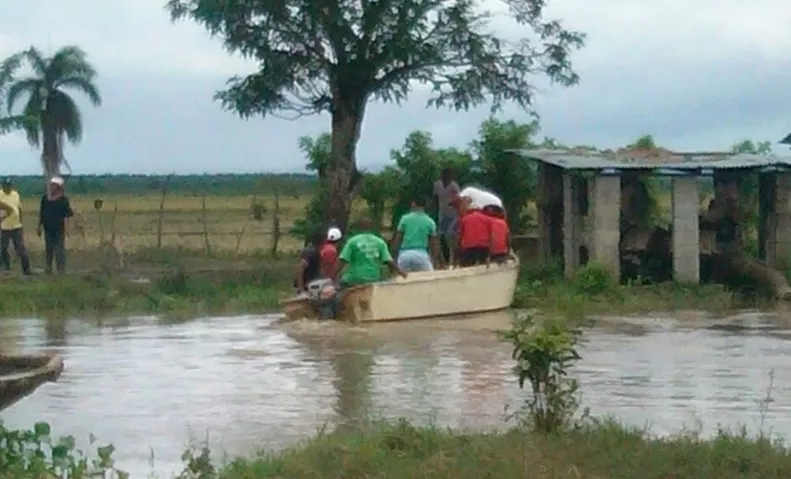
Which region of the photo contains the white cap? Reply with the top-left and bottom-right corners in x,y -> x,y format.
49,176 -> 65,186
327,227 -> 342,242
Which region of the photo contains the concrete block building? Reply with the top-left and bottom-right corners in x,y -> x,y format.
512,149 -> 791,284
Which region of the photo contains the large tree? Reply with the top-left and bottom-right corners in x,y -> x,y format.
166,0 -> 585,230
6,46 -> 102,179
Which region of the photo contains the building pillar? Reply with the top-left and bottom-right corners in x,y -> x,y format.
773,173 -> 791,269
562,173 -> 579,278
671,176 -> 699,284
758,172 -> 775,262
589,175 -> 621,281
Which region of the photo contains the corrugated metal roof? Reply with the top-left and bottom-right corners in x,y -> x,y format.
510,148 -> 791,174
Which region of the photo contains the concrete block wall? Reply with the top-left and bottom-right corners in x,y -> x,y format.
562,173 -> 580,278
773,174 -> 791,269
671,176 -> 700,283
589,175 -> 621,281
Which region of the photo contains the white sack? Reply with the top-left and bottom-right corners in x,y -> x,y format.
459,186 -> 503,209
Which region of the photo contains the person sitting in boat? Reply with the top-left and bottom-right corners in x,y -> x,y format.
294,229 -> 325,294
456,197 -> 493,267
335,217 -> 406,287
320,227 -> 343,278
391,195 -> 441,272
483,205 -> 511,265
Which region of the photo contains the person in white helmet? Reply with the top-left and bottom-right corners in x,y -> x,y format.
294,225 -> 344,294
320,226 -> 343,278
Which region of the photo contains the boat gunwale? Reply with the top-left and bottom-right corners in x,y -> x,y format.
0,354 -> 64,383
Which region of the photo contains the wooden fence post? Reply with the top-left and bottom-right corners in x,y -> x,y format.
156,175 -> 172,249
201,176 -> 212,256
234,223 -> 249,255
271,187 -> 281,256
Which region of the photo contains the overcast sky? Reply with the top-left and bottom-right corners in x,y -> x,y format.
1,0 -> 790,175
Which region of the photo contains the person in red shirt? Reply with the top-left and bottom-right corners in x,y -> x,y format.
319,227 -> 343,278
456,202 -> 492,267
483,205 -> 511,264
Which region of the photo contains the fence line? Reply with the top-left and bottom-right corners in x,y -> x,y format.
67,177 -> 287,264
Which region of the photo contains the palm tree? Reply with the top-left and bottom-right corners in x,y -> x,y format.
6,46 -> 102,179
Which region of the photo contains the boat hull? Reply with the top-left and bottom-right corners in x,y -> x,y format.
0,354 -> 64,411
280,258 -> 519,323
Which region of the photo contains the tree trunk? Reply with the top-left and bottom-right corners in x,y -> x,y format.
326,94 -> 366,233
718,251 -> 791,301
41,118 -> 61,183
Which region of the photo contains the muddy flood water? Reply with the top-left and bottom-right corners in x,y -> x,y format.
3,310 -> 791,477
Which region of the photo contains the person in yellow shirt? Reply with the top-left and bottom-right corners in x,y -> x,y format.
0,178 -> 31,275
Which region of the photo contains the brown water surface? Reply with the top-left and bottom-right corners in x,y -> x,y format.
2,310 -> 791,477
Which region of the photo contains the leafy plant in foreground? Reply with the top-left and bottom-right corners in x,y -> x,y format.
500,314 -> 586,433
0,421 -> 127,478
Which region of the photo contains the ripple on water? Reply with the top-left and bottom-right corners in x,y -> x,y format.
2,310 -> 791,477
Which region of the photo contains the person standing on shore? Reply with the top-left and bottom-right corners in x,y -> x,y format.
0,178 -> 31,275
38,176 -> 74,274
433,167 -> 460,264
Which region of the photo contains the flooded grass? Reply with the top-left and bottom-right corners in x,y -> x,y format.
0,250 -> 767,319
515,261 -> 748,318
217,419 -> 791,479
0,270 -> 285,318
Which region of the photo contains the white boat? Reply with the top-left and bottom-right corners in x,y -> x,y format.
280,257 -> 519,323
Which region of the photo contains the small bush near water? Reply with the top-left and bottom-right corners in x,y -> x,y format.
10,315 -> 791,479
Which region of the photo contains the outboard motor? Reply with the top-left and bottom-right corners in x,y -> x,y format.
305,279 -> 340,320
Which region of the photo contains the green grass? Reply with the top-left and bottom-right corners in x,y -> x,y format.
214,419 -> 791,479
0,247 -> 764,319
514,261 -> 750,319
0,269 -> 286,318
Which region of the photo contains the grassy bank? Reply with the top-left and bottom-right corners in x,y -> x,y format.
214,419 -> 791,479
0,249 -> 755,318
514,261 -> 748,318
0,248 -> 292,318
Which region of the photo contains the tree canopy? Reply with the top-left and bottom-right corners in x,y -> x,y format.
166,0 -> 586,229
167,0 -> 585,119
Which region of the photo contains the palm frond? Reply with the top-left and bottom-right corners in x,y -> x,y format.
55,76 -> 102,106
0,52 -> 24,92
6,77 -> 41,114
0,115 -> 34,135
48,90 -> 83,144
47,46 -> 97,85
22,47 -> 48,78
21,99 -> 42,147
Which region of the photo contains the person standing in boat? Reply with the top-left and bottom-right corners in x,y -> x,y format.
391,196 -> 441,272
483,205 -> 511,265
433,167 -> 460,265
455,197 -> 492,267
335,217 -> 406,288
320,227 -> 343,278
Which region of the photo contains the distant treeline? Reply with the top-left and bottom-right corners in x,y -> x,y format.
6,174 -> 318,197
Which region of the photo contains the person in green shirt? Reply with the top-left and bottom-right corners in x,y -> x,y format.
391,195 -> 441,272
336,217 -> 406,287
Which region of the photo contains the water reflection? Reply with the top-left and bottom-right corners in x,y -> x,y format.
44,316 -> 68,347
2,311 -> 791,477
